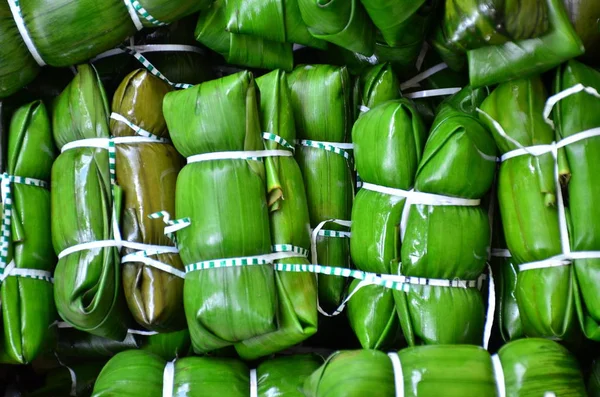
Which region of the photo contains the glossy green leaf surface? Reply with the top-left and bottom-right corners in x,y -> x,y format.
354,63 -> 401,118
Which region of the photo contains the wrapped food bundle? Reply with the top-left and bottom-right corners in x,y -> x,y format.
92,350 -> 323,396
353,63 -> 401,120
163,70 -> 317,359
287,65 -> 354,313
303,339 -> 586,396
0,0 -> 208,98
195,0 -> 294,71
0,100 -> 56,364
433,0 -> 584,87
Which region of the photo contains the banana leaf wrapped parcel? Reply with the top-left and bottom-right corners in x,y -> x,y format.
287,65 -> 354,314
110,69 -> 186,333
349,99 -> 426,350
195,0 -> 294,71
163,70 -> 316,359
92,349 -> 323,396
353,63 -> 401,120
303,339 -> 585,397
479,76 -> 579,342
0,100 -> 56,364
0,0 -> 208,99
433,0 -> 584,87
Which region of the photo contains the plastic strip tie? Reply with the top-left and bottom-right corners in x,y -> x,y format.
128,0 -> 168,26
401,63 -> 448,91
54,353 -> 77,397
92,45 -> 204,62
187,150 -> 292,164
491,249 -> 511,258
483,263 -> 495,350
127,328 -> 158,336
388,352 -> 404,397
110,113 -> 170,142
0,260 -> 54,284
148,211 -> 191,240
263,133 -> 295,151
491,354 -> 506,397
120,46 -> 194,89
272,244 -> 309,258
415,42 -> 429,71
296,140 -> 353,160
162,360 -> 175,397
404,88 -> 461,99
185,251 -> 306,273
250,369 -> 258,397
123,0 -> 144,30
7,0 -> 46,66
122,249 -> 185,279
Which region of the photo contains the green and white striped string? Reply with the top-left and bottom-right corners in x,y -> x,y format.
110,113 -> 171,142
185,249 -> 309,274
148,211 -> 191,243
120,45 -> 193,89
263,133 -> 295,151
296,139 -> 353,160
317,229 -> 351,238
128,0 -> 168,26
0,173 -> 53,283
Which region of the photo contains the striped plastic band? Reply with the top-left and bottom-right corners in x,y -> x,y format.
187,150 -> 292,164
356,173 -> 363,189
272,244 -> 309,258
123,0 -> 144,30
0,174 -> 48,277
148,211 -> 191,242
0,261 -> 54,284
110,113 -> 170,142
317,229 -> 351,238
297,140 -> 353,160
263,133 -> 295,151
7,0 -> 46,66
58,239 -> 178,260
121,248 -> 185,279
120,46 -> 193,89
185,251 -> 307,274
129,0 -> 168,26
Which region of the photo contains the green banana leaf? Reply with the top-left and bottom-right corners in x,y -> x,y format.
554,60 -> 600,341
466,0 -> 584,87
297,0 -> 375,56
0,1 -> 40,99
354,63 -> 401,120
479,76 -> 578,341
52,64 -> 132,340
287,65 -> 354,313
396,87 -> 496,345
498,338 -> 586,396
361,0 -> 438,60
349,99 -> 426,349
28,361 -> 104,397
0,100 -> 56,364
225,0 -> 326,49
563,0 -> 600,65
56,327 -> 191,360
590,360 -> 600,396
110,69 -> 186,333
92,350 -> 323,396
303,346 -> 496,396
195,0 -> 293,71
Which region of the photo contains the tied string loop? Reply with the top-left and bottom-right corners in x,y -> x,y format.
0,173 -> 53,283
58,136 -> 182,278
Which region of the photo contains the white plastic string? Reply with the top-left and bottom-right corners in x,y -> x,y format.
162,360 -> 175,397
359,105 -> 371,114
404,88 -> 461,99
121,252 -> 185,278
387,352 -> 404,397
54,353 -> 77,397
491,249 -> 511,258
58,239 -> 177,260
543,84 -> 600,128
249,369 -> 258,397
483,264 -> 495,350
187,150 -> 292,163
415,42 -> 429,72
293,44 -> 306,51
7,0 -> 46,66
123,0 -> 144,30
491,354 -> 506,397
401,63 -> 448,91
127,328 -> 158,336
92,45 -> 204,62
0,260 -> 54,283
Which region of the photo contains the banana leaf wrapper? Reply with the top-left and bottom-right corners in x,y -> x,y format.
225,0 -> 326,49
297,0 -> 375,56
397,87 -> 497,345
0,2 -> 40,98
195,0 -> 293,71
92,350 -> 322,396
590,360 -> 600,396
349,100 -> 426,349
554,60 -> 600,340
0,100 -> 56,364
480,76 -> 578,341
499,338 -> 586,396
361,0 -> 438,55
466,0 -> 584,87
287,65 -> 354,312
303,346 -> 496,396
110,69 -> 186,333
56,327 -> 191,360
28,362 -> 104,397
563,0 -> 600,65
353,63 -> 401,120
52,64 -> 132,341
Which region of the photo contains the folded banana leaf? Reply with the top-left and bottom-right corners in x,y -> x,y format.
349,99 -> 426,349
396,86 -> 496,345
498,338 -> 586,396
563,0 -> 600,65
225,0 -> 326,49
92,350 -> 323,396
56,327 -> 191,360
303,346 -> 496,396
52,64 -> 132,340
195,0 -> 293,71
466,0 -> 584,87
353,63 -> 401,119
0,0 -> 40,98
110,69 -> 186,333
361,0 -> 438,57
0,100 -> 56,364
590,360 -> 600,396
287,65 -> 354,313
554,60 -> 600,341
28,361 -> 105,397
479,76 -> 578,341
297,0 -> 375,56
